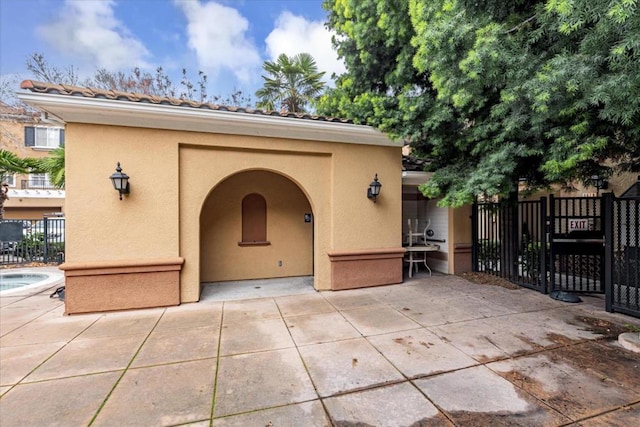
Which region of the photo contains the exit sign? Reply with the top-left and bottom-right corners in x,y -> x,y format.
569,219 -> 590,231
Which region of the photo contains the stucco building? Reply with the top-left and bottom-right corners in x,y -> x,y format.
19,81 -> 412,314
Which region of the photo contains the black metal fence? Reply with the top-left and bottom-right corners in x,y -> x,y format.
606,195 -> 640,316
473,193 -> 640,319
0,218 -> 65,265
471,195 -> 547,292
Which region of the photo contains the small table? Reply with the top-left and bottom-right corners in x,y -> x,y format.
404,245 -> 439,278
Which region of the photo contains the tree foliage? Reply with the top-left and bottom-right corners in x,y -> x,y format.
34,147 -> 65,189
255,53 -> 326,113
319,0 -> 640,206
0,149 -> 43,219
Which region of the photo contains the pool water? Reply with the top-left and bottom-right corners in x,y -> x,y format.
0,274 -> 49,291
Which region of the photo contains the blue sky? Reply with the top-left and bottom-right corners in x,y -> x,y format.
0,0 -> 344,102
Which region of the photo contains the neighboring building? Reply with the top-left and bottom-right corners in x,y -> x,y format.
0,101 -> 65,218
518,170 -> 638,200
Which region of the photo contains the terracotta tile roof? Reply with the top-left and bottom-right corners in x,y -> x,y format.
20,80 -> 353,124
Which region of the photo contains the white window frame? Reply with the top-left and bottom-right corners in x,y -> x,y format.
1,174 -> 16,187
33,127 -> 63,149
29,173 -> 52,188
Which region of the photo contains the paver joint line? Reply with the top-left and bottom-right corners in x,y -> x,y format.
86,307 -> 166,426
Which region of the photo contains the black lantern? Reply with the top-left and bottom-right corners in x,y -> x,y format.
109,162 -> 130,200
367,174 -> 382,202
590,175 -> 608,196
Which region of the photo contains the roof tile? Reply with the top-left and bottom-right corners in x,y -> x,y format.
20,80 -> 353,124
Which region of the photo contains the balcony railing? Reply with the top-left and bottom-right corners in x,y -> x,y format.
20,180 -> 63,191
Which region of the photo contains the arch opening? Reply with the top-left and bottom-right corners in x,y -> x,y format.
199,169 -> 314,292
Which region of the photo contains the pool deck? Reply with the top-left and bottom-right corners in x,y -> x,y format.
0,267 -> 64,296
1,267 -> 640,426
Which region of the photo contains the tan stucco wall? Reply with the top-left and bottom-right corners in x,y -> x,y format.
2,202 -> 63,219
65,124 -> 179,263
63,122 -> 402,304
200,170 -> 313,282
179,135 -> 401,301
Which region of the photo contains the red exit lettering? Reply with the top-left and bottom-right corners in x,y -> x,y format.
569,219 -> 588,230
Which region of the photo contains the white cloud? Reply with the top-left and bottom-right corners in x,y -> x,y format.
265,12 -> 346,85
174,1 -> 261,83
37,0 -> 151,70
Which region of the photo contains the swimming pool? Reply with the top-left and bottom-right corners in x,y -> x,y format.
0,271 -> 64,295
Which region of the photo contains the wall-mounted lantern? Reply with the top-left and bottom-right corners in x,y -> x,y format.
367,174 -> 382,202
109,162 -> 130,200
590,175 -> 608,196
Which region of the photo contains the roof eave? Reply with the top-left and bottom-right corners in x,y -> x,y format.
16,92 -> 400,147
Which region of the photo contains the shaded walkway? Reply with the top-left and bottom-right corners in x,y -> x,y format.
201,275 -> 314,302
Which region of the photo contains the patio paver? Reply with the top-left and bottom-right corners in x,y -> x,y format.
339,305 -> 421,336
367,329 -> 478,378
23,333 -> 146,382
489,352 -> 640,420
213,348 -> 316,417
92,359 -> 217,427
414,365 -> 571,426
323,382 -> 445,427
131,326 -> 219,367
212,401 -> 330,426
2,269 -> 640,426
284,311 -> 361,346
0,372 -> 121,426
298,337 -> 405,397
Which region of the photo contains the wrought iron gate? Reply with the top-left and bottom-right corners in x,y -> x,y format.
473,193 -> 640,318
606,194 -> 640,316
549,195 -> 605,295
471,195 -> 547,292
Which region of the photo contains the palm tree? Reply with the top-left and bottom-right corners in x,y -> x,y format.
0,149 -> 42,219
255,53 -> 326,113
35,147 -> 65,189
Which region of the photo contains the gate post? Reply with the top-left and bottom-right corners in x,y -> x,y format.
603,192 -> 614,312
540,196 -> 548,294
43,217 -> 49,262
548,194 -> 556,293
510,192 -> 519,281
471,200 -> 478,272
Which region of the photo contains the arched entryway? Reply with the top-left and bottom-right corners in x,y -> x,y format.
199,170 -> 314,291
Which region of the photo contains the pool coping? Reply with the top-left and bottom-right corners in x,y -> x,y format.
0,268 -> 65,296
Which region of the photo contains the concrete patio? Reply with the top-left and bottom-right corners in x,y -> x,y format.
1,267 -> 639,426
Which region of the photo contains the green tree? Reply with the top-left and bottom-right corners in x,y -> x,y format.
255,53 -> 326,113
319,0 -> 640,206
0,149 -> 42,219
35,147 -> 65,189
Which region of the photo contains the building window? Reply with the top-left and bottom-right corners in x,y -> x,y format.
24,126 -> 65,149
1,174 -> 15,187
239,193 -> 270,246
28,173 -> 52,189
